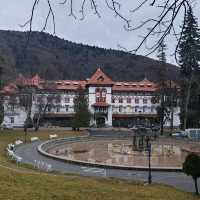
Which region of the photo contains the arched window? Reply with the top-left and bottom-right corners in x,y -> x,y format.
95,88 -> 107,102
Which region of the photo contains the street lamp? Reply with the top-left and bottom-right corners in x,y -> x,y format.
146,136 -> 152,184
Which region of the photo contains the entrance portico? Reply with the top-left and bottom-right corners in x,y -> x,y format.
92,102 -> 111,127
87,68 -> 113,127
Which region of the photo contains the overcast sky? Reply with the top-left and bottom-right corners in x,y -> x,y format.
0,0 -> 199,64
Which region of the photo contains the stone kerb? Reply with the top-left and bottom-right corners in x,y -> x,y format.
37,136 -> 183,172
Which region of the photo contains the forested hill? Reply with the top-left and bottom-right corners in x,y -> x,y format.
0,30 -> 179,82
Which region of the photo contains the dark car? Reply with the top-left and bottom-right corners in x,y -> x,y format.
151,125 -> 160,132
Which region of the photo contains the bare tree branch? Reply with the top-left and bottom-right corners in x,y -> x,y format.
21,0 -> 193,59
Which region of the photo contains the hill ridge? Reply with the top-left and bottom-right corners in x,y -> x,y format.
0,30 -> 179,82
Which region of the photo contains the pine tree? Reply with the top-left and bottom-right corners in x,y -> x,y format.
178,6 -> 200,130
72,86 -> 91,130
156,40 -> 168,135
0,57 -> 5,125
157,41 -> 167,64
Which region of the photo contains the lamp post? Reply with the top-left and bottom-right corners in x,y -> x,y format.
146,136 -> 152,184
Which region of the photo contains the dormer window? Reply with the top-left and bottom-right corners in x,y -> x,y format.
97,76 -> 104,82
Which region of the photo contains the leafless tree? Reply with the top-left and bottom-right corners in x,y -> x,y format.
21,0 -> 194,57
17,86 -> 33,142
34,92 -> 61,131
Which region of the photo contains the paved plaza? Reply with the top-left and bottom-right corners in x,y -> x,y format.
46,139 -> 189,168
14,130 -> 200,193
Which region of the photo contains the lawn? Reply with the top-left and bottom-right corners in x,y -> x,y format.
0,129 -> 198,200
0,128 -> 83,162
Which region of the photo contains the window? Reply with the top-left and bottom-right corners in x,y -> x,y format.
135,98 -> 139,104
97,76 -> 104,82
135,106 -> 139,112
10,105 -> 15,112
119,106 -> 123,112
101,88 -> 107,97
151,106 -> 155,113
47,105 -> 51,112
55,96 -> 61,104
143,106 -> 148,113
65,105 -> 69,112
56,106 -> 60,112
119,97 -> 123,103
112,98 -> 115,103
143,98 -> 148,104
95,88 -> 106,103
151,97 -> 159,104
37,96 -> 44,104
127,97 -> 131,104
127,106 -> 132,113
65,97 -> 70,103
10,117 -> 14,124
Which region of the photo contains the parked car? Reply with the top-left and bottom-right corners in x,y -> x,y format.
151,125 -> 160,132
172,131 -> 187,138
0,123 -> 13,130
130,124 -> 145,131
185,129 -> 200,140
130,125 -> 138,131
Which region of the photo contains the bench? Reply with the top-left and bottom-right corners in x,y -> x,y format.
31,137 -> 39,142
15,140 -> 23,145
49,134 -> 58,139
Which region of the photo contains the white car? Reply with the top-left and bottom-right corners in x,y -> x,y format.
172,131 -> 187,138
0,123 -> 13,130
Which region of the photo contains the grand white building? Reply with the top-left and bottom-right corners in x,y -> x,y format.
1,68 -> 180,128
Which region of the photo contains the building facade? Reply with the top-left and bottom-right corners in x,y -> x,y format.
0,68 -> 180,128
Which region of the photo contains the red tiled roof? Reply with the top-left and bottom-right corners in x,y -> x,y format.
86,68 -> 113,85
92,102 -> 110,107
40,80 -> 87,91
113,78 -> 157,92
0,70 -> 160,94
0,83 -> 18,95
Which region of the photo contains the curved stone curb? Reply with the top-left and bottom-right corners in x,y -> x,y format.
38,136 -> 183,172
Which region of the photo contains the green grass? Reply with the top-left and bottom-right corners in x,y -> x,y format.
0,129 -> 198,200
0,166 -> 198,200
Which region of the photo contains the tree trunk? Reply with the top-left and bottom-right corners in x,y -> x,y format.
35,104 -> 48,132
194,177 -> 199,195
24,129 -> 27,144
160,94 -> 165,135
183,75 -> 193,130
35,113 -> 41,132
170,108 -> 174,136
169,80 -> 173,136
